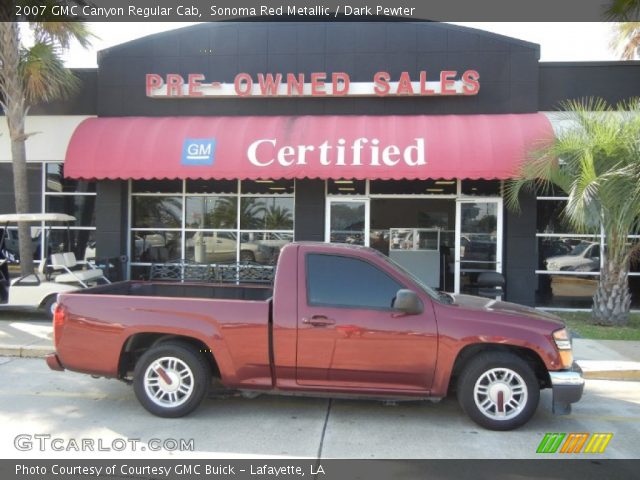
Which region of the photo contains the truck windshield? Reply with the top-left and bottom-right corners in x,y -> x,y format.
568,242 -> 591,256
374,250 -> 450,303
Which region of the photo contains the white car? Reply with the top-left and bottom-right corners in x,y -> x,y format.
189,232 -> 274,264
545,241 -> 601,272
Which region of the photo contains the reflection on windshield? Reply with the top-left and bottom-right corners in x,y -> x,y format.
569,242 -> 590,256
374,249 -> 444,302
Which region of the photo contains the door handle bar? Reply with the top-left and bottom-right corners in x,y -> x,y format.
302,315 -> 335,327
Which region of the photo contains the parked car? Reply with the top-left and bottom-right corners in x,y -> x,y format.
47,242 -> 583,430
2,227 -> 42,261
545,241 -> 600,272
188,231 -> 274,263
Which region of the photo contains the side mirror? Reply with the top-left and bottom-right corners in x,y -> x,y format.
392,289 -> 423,315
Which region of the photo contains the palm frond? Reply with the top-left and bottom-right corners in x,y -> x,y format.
33,21 -> 93,50
610,22 -> 640,58
606,1 -> 640,21
509,96 -> 640,244
19,42 -> 79,104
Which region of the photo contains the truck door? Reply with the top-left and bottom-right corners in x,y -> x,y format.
296,249 -> 438,392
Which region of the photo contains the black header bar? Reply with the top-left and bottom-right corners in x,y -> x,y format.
8,0 -> 639,22
2,459 -> 640,480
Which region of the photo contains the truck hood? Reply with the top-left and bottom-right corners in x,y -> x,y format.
445,293 -> 566,331
545,255 -> 588,267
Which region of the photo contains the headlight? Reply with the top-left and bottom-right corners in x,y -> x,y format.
553,328 -> 573,369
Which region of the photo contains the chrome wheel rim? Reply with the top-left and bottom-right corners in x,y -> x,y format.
144,357 -> 194,408
473,368 -> 528,421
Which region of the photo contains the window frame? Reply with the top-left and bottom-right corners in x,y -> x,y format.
41,162 -> 97,264
128,179 -> 295,273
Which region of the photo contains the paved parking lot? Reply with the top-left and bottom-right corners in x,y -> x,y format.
0,357 -> 639,459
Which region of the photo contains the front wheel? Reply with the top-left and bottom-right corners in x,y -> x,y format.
457,352 -> 540,431
239,250 -> 256,262
133,342 -> 210,418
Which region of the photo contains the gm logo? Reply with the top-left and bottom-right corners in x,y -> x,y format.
182,138 -> 216,166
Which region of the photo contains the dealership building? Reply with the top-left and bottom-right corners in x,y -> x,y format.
1,21 -> 639,309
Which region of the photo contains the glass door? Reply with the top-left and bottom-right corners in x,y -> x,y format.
455,199 -> 503,296
326,198 -> 369,246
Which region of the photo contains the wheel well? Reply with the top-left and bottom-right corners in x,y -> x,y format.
118,333 -> 220,379
448,343 -> 551,393
39,293 -> 57,308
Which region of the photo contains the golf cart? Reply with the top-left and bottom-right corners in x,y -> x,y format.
0,213 -> 110,314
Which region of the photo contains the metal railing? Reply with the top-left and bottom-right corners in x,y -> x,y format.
149,259 -> 275,284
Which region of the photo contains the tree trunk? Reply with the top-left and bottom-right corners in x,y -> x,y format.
0,22 -> 34,276
10,129 -> 34,276
592,261 -> 631,326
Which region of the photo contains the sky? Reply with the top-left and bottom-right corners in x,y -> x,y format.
59,22 -> 621,67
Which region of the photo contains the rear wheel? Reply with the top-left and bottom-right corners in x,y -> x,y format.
456,352 -> 539,431
133,342 -> 210,418
240,250 -> 255,262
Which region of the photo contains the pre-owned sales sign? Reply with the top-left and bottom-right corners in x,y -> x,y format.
145,70 -> 480,98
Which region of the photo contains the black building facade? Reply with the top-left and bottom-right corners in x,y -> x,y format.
2,21 -> 640,309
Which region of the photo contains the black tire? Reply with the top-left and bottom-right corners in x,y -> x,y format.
40,295 -> 57,316
456,352 -> 540,431
239,250 -> 255,262
133,342 -> 210,418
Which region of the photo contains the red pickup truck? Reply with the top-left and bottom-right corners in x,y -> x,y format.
47,242 -> 583,430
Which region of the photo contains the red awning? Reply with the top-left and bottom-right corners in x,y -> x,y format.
64,114 -> 553,181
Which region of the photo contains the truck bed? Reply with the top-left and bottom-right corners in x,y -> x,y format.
54,280 -> 274,387
73,280 -> 273,301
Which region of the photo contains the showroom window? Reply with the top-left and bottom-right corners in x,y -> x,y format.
43,163 -> 97,262
0,163 -> 96,274
129,179 -> 294,279
535,195 -> 640,309
630,232 -> 640,309
536,196 -> 602,308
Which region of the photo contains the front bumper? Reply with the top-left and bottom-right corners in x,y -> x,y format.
549,362 -> 584,415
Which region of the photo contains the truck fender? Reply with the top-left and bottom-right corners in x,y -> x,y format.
431,340 -> 552,397
118,327 -> 231,381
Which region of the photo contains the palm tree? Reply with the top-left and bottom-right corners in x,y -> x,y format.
610,22 -> 640,59
0,3 -> 92,275
506,98 -> 640,326
134,197 -> 182,228
606,0 -> 640,20
239,198 -> 268,229
206,197 -> 239,229
264,204 -> 293,230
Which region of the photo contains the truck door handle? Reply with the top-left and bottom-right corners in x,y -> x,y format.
302,315 -> 335,327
